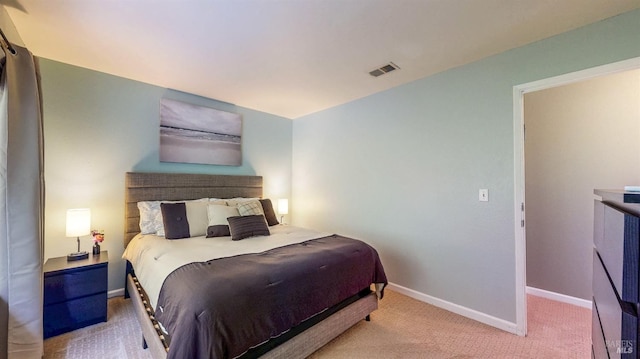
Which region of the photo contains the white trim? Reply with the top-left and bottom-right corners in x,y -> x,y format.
387,282 -> 518,335
108,288 -> 125,298
514,57 -> 640,94
513,86 -> 527,337
526,286 -> 592,309
512,56 -> 640,338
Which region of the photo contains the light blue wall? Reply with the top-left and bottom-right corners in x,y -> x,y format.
292,10 -> 640,323
39,59 -> 292,292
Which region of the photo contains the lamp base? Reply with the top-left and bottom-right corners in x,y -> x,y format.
67,251 -> 89,261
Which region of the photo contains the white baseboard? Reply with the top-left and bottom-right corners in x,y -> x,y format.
108,288 -> 125,298
526,286 -> 592,309
386,282 -> 518,335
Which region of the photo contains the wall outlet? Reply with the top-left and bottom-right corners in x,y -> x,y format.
479,189 -> 489,202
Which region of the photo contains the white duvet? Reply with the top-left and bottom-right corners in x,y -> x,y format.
122,225 -> 329,309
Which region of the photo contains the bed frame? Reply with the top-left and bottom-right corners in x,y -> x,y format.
124,172 -> 378,358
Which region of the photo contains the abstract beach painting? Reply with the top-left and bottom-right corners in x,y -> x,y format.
160,99 -> 242,166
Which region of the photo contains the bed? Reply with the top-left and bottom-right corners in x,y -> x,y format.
122,172 -> 387,359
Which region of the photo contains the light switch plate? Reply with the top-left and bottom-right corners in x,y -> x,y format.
479,189 -> 489,202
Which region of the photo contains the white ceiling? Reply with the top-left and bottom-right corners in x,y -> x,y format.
4,0 -> 640,119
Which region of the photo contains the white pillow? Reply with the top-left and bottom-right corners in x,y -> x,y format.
237,200 -> 264,216
184,201 -> 209,237
207,204 -> 240,226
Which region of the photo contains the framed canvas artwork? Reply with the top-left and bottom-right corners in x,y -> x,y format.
159,98 -> 242,166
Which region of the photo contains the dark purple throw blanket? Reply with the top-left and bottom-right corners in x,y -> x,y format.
155,234 -> 387,359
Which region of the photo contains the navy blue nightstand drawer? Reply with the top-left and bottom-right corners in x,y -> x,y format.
593,251 -> 638,358
44,292 -> 107,338
597,204 -> 640,303
44,265 -> 107,305
592,299 -> 610,359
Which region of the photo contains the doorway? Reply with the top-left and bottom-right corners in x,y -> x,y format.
513,57 -> 640,335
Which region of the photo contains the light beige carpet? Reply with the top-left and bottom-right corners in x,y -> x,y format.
44,289 -> 591,358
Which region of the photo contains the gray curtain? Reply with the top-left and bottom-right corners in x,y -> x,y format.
0,42 -> 45,359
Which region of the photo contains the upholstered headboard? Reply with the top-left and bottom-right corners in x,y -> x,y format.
124,172 -> 262,247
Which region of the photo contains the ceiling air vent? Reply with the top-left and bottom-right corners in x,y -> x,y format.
369,62 -> 400,77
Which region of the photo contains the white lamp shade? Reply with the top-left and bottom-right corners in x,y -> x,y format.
277,199 -> 289,215
66,208 -> 91,237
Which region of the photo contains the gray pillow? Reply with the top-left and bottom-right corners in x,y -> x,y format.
227,215 -> 270,241
160,203 -> 191,239
206,225 -> 230,238
260,199 -> 279,226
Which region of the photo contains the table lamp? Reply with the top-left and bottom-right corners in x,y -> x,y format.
66,208 -> 91,261
277,199 -> 288,224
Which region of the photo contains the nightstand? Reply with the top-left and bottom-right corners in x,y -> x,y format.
43,251 -> 108,338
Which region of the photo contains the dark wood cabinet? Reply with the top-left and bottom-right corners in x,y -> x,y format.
44,252 -> 108,338
593,190 -> 639,358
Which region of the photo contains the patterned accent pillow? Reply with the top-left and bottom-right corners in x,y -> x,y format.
225,197 -> 259,207
237,200 -> 264,216
227,215 -> 270,241
137,201 -> 163,234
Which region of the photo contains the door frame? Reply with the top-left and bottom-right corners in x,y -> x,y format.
513,56 -> 640,336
